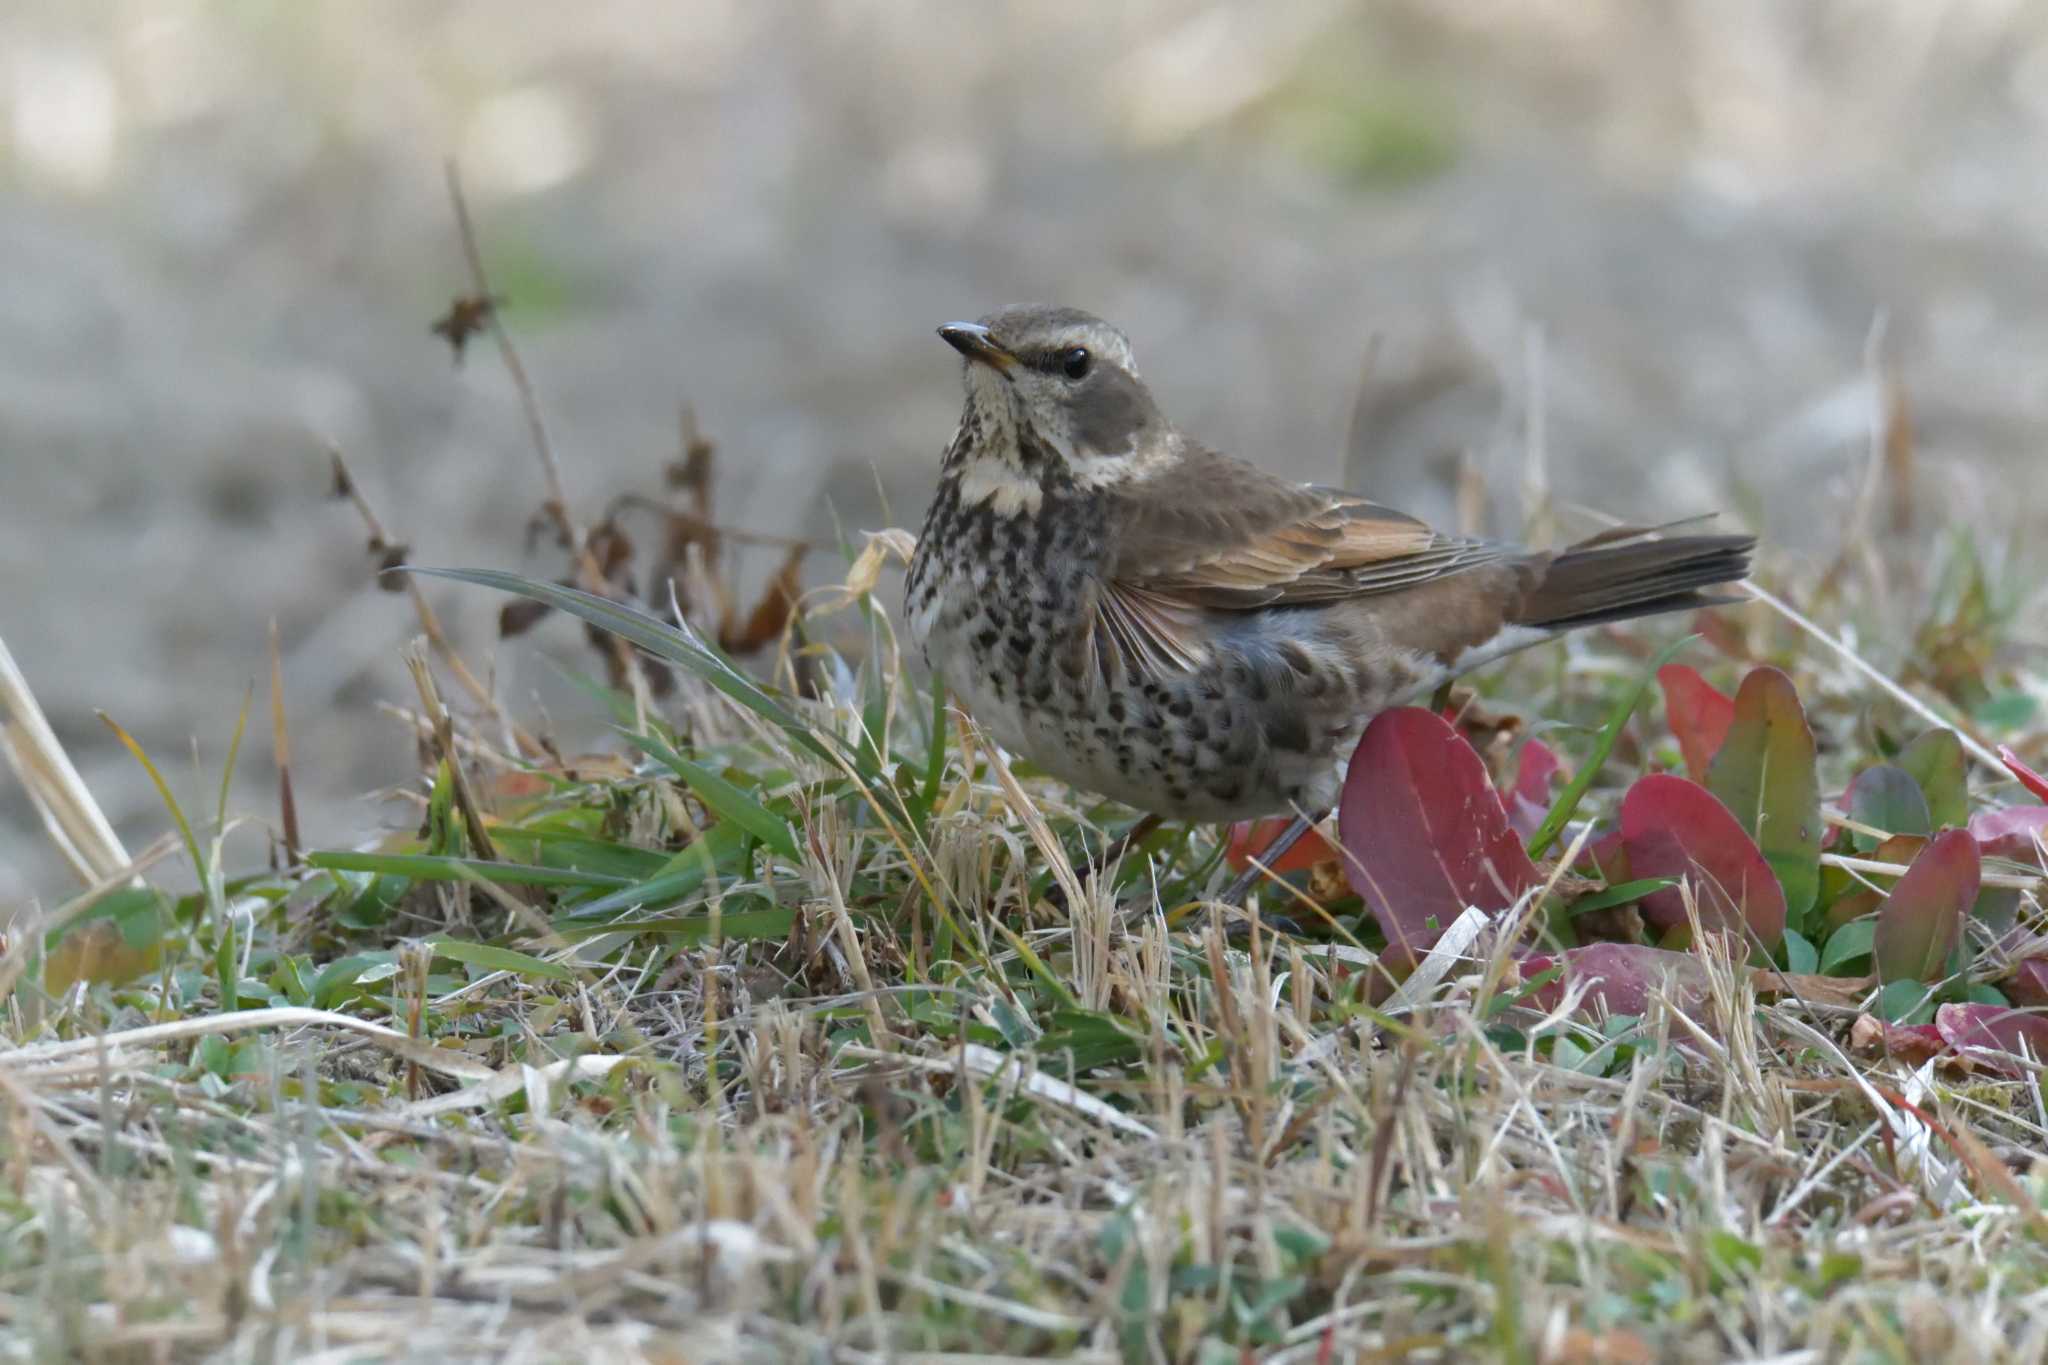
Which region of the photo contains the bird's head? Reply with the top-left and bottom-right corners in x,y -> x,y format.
938,305 -> 1168,485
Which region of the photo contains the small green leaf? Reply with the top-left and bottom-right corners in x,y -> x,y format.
1898,729 -> 1970,829
1273,1223 -> 1331,1266
1845,765 -> 1932,849
1817,1250 -> 1863,1290
196,1035 -> 235,1079
328,870 -> 409,929
1781,927 -> 1818,975
312,951 -> 399,1008
1975,691 -> 2040,732
1875,977 -> 1936,1025
1818,918 -> 1878,975
1707,1230 -> 1763,1276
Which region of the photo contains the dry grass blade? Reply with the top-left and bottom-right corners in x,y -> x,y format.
0,630 -> 131,885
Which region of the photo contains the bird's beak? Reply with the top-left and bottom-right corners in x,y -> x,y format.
938,322 -> 1016,375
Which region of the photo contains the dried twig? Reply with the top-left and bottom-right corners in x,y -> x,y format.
0,630 -> 133,885
443,161 -> 650,723
444,160 -> 577,555
329,446 -> 542,757
402,638 -> 498,864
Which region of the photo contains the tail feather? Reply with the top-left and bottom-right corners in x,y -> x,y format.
1515,531 -> 1754,631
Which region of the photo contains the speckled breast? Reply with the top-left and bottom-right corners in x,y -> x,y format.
907,480 -> 1384,823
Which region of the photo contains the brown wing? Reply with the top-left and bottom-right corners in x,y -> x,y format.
1073,442 -> 1522,686
1107,441 -> 1512,610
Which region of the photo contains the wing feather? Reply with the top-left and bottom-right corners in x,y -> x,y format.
1084,440 -> 1524,682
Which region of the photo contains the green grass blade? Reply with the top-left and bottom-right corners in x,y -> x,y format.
403,567 -> 844,768
1526,634 -> 1696,859
426,937 -> 573,981
553,905 -> 796,946
1567,878 -> 1676,917
217,682 -> 253,831
919,682 -> 949,822
304,850 -> 629,888
627,730 -> 801,861
99,712 -> 205,902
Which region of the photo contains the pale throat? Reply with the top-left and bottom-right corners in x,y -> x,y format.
951,379 -> 1044,516
948,368 -> 1163,509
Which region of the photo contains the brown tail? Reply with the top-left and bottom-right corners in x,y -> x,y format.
1515,528 -> 1755,631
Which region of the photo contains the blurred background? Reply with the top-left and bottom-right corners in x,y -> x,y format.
6,0 -> 2048,904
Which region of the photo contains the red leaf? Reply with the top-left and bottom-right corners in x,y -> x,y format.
1620,774 -> 1787,948
1970,806 -> 2048,865
1338,707 -> 1540,955
1503,738 -> 1563,842
1576,827 -> 1630,882
1849,1014 -> 1950,1067
1224,818 -> 1337,874
2001,746 -> 2048,803
1935,1003 -> 2048,1076
2005,958 -> 2048,1010
1519,943 -> 1711,1021
1657,664 -> 1734,780
1872,829 -> 1978,984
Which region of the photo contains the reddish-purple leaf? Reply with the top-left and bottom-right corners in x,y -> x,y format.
2001,747 -> 2048,804
1871,828 -> 1979,984
2004,959 -> 2048,1010
1935,1003 -> 2048,1076
1224,818 -> 1337,875
1850,1015 -> 1949,1067
1519,943 -> 1710,1021
1705,666 -> 1821,921
1657,664 -> 1735,780
1620,774 -> 1787,948
1577,827 -> 1630,882
1502,738 -> 1563,842
1971,805 -> 2048,865
1339,707 -> 1540,955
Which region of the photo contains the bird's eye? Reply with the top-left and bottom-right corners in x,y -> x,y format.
1060,346 -> 1091,380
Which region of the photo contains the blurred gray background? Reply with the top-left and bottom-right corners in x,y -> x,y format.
6,0 -> 2048,905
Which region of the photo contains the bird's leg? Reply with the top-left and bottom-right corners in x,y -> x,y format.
1044,813 -> 1162,912
1218,811 -> 1324,905
1094,812 -> 1162,878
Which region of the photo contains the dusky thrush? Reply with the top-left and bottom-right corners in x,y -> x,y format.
906,305 -> 1753,828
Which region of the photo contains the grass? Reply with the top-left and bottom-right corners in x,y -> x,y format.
5,528 -> 2047,1362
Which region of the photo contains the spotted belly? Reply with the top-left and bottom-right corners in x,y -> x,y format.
913,576 -> 1425,822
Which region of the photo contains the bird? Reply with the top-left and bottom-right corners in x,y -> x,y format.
905,304 -> 1752,849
